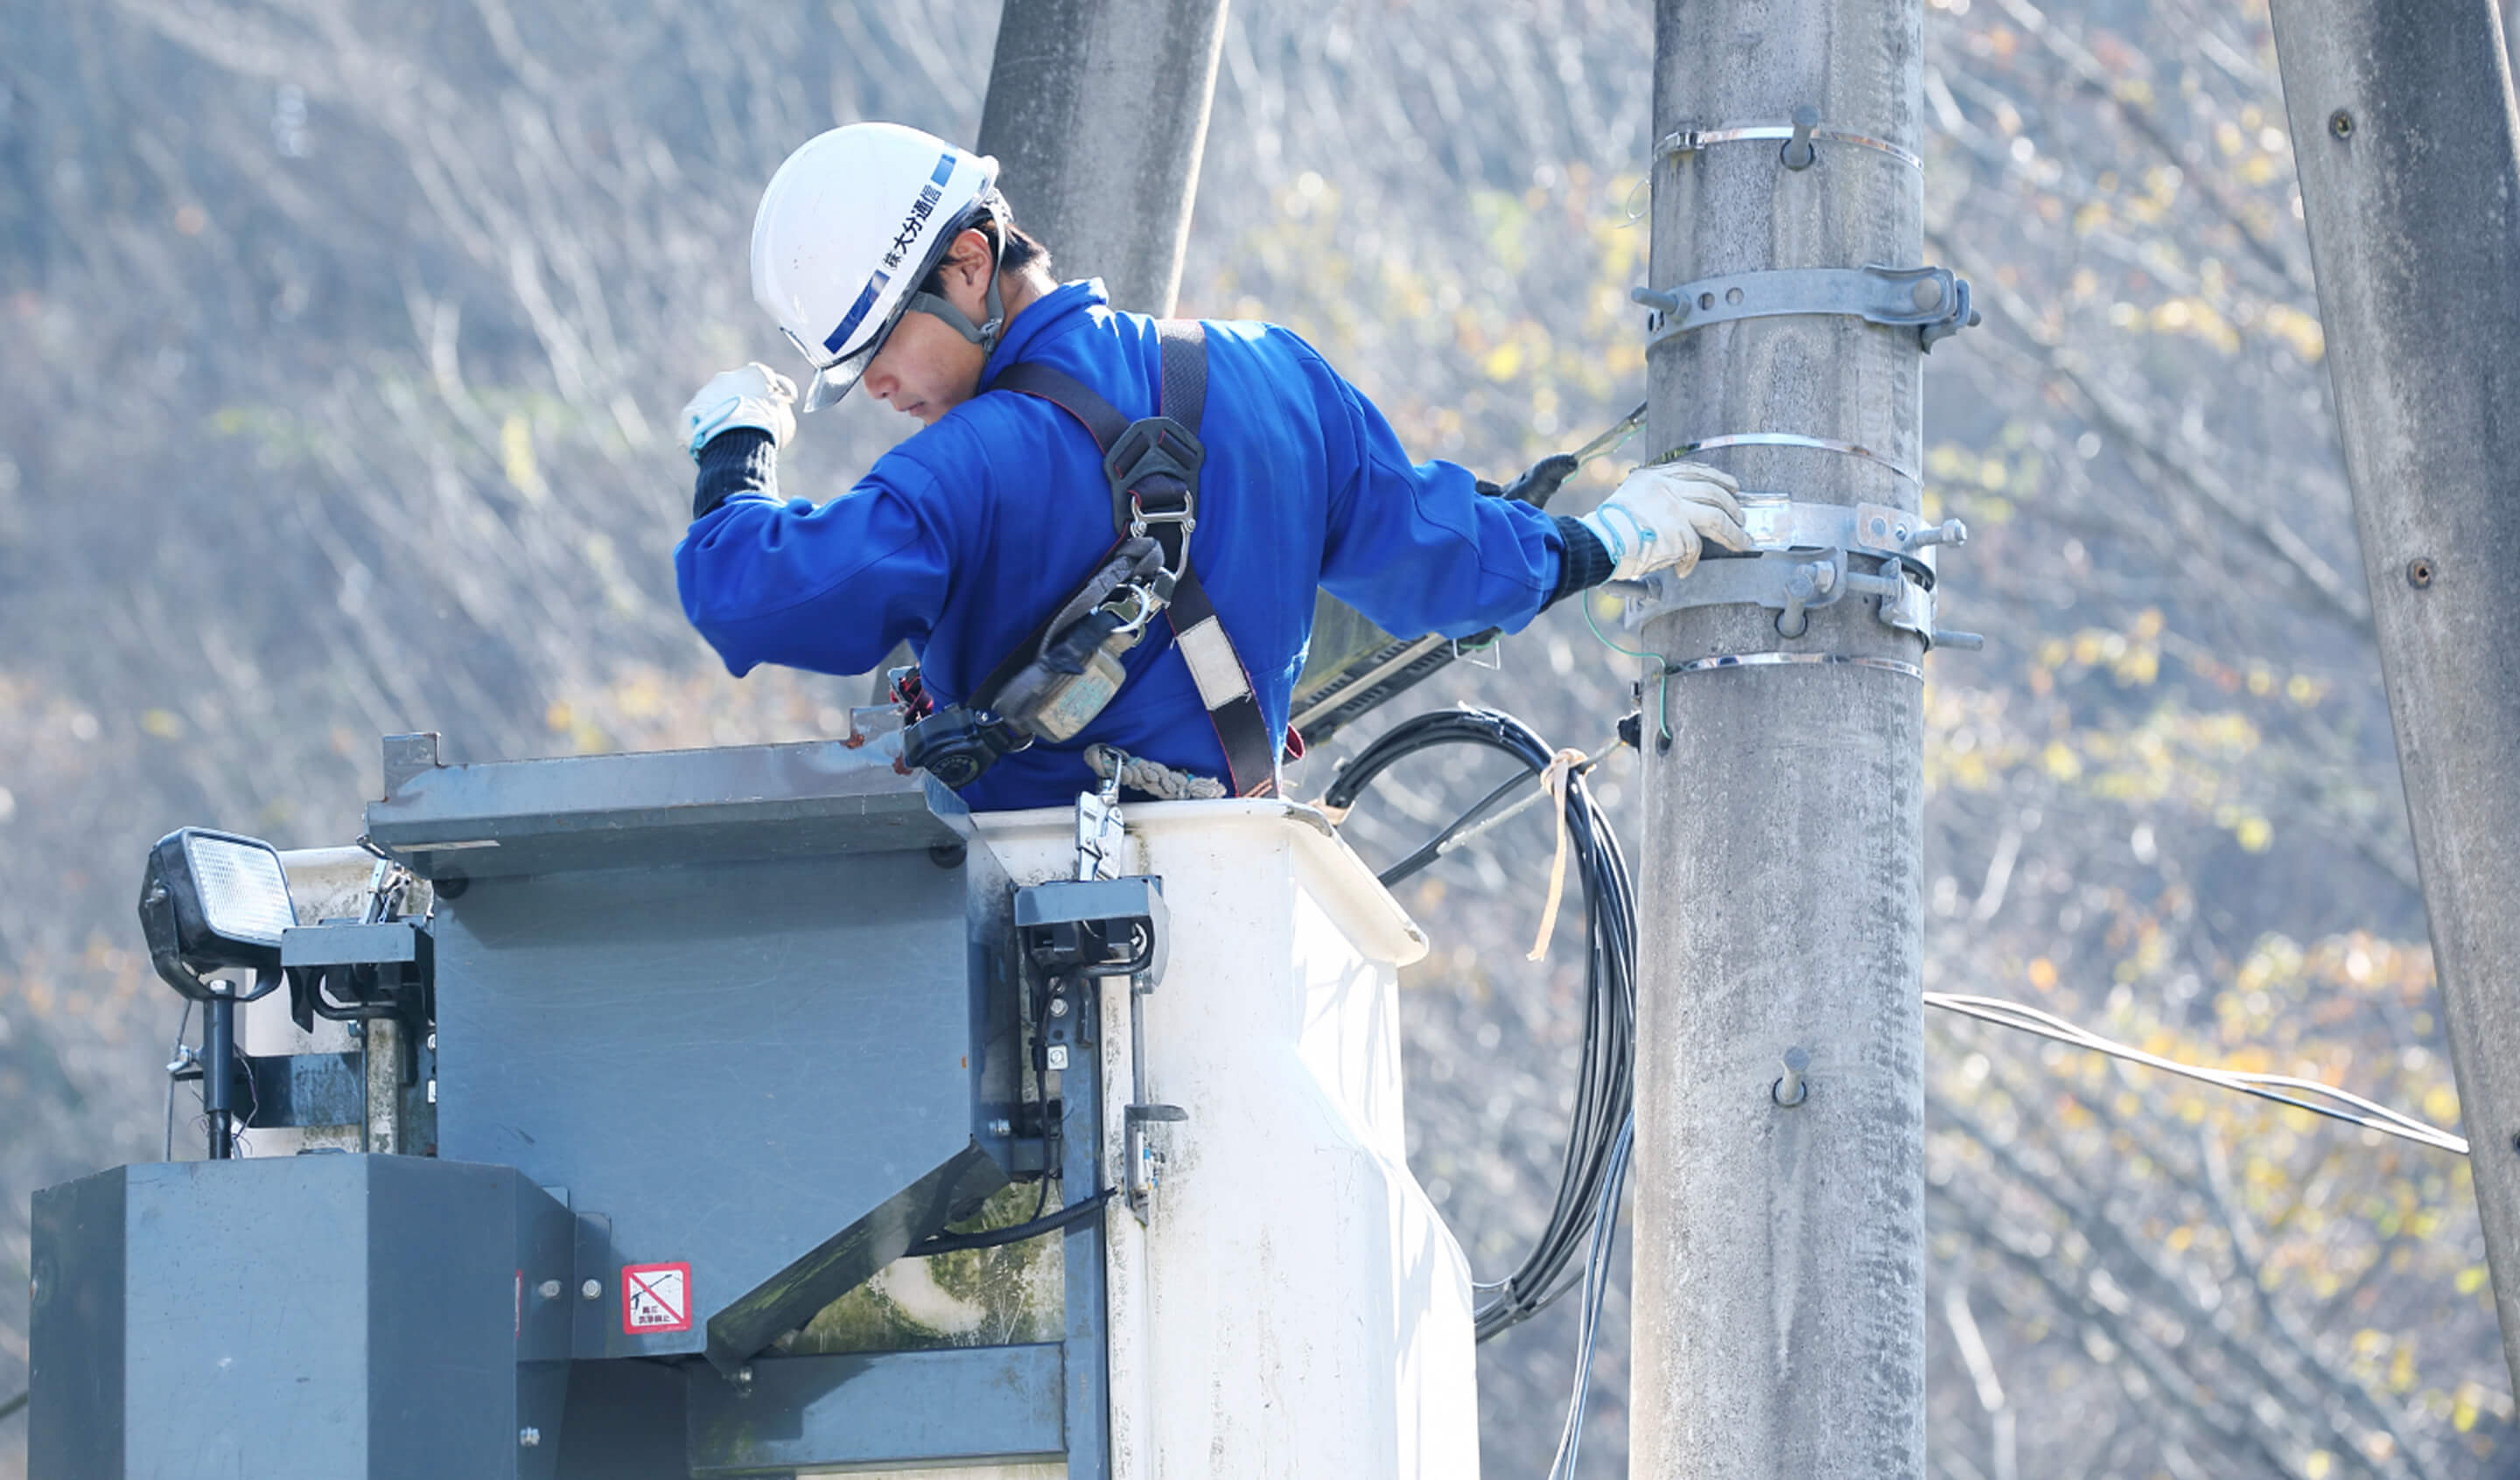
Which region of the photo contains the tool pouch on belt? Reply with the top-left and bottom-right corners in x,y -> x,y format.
997,606 -> 1134,743
990,536 -> 1169,742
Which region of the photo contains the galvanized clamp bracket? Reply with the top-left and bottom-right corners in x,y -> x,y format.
1757,498 -> 1970,569
1634,264 -> 1981,353
1617,497 -> 1984,651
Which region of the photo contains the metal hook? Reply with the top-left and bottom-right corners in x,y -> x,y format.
1104,583 -> 1161,639
1773,1046 -> 1811,1107
1620,172 -> 1651,228
1775,559 -> 1837,638
1781,106 -> 1821,171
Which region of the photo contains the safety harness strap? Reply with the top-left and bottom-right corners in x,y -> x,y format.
989,322 -> 1278,798
988,362 -> 1130,444
961,533 -> 1129,715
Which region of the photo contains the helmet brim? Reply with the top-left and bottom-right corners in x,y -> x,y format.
790,276 -> 918,412
802,355 -> 868,412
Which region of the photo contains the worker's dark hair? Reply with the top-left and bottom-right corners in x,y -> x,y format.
925,203 -> 1053,290
995,220 -> 1052,277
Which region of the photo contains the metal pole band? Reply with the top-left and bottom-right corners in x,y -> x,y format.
1669,652 -> 1925,680
1652,432 -> 1922,485
1656,123 -> 1922,171
1636,265 -> 1977,352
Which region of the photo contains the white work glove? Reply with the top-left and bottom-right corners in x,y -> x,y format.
1578,461 -> 1751,582
679,363 -> 797,462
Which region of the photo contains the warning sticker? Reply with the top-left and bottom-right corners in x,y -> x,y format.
621,1262 -> 693,1335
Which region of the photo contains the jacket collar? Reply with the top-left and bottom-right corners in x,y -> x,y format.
980,278 -> 1110,387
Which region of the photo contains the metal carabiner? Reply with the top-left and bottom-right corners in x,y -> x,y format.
1102,583 -> 1163,638
1128,490 -> 1196,541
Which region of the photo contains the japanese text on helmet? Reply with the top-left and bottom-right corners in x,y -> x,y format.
883,184 -> 948,271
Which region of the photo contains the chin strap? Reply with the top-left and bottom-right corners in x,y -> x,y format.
904,208 -> 1009,353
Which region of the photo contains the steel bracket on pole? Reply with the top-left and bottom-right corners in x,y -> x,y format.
1617,497 -> 1984,651
1634,264 -> 1982,352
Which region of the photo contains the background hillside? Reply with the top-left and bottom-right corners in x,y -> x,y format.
4,0 -> 2518,1475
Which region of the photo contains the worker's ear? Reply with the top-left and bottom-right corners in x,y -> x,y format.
944,228 -> 994,289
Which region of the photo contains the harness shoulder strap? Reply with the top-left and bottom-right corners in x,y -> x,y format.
1157,319 -> 1208,436
989,321 -> 1278,798
1144,323 -> 1277,798
989,360 -> 1130,446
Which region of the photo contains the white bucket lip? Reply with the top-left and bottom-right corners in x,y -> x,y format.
974,799 -> 1429,966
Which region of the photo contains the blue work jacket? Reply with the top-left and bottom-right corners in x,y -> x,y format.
677,279 -> 1573,811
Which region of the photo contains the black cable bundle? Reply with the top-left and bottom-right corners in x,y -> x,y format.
1320,706 -> 1638,1343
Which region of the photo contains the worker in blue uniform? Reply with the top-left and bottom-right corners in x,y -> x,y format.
676,123 -> 1748,812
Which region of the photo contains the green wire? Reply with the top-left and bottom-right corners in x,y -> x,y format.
1580,593 -> 1674,743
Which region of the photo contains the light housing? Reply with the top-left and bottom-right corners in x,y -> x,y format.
138,827 -> 296,1001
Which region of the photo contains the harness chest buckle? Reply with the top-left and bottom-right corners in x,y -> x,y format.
1128,490 -> 1196,544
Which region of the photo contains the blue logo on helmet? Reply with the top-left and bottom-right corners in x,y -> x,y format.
824,269 -> 892,354
817,153 -> 960,355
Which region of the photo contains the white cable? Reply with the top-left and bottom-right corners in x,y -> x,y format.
1925,992 -> 2468,1156
163,998 -> 195,1162
1547,1113 -> 1634,1480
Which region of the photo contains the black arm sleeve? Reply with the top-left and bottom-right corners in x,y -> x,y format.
1544,516 -> 1614,608
691,429 -> 779,520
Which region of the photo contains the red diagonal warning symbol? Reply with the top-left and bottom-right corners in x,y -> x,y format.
620,1261 -> 692,1334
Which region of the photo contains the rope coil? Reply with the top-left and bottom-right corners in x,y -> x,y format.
1083,743 -> 1228,801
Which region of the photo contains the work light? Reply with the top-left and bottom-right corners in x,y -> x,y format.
137,827 -> 296,1001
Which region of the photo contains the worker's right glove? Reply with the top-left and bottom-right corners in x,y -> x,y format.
1578,461 -> 1751,582
1477,452 -> 1583,509
680,364 -> 797,462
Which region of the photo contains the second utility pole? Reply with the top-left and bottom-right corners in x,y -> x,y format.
976,0 -> 1230,318
864,0 -> 1229,700
2267,0 -> 2520,1397
1632,0 -> 1931,1474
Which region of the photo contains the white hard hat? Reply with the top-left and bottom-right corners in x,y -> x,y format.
750,122 -> 1005,410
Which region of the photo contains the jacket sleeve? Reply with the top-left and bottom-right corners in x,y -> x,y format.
1298,339 -> 1575,639
674,435 -> 967,678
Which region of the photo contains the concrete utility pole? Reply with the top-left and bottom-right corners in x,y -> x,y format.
976,0 -> 1231,318
2269,0 -> 2520,1396
1632,0 -> 1929,1474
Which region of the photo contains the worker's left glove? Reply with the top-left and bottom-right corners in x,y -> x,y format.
680,364 -> 796,462
1578,461 -> 1750,583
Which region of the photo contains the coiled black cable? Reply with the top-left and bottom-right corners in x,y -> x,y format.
1321,706 -> 1638,1343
